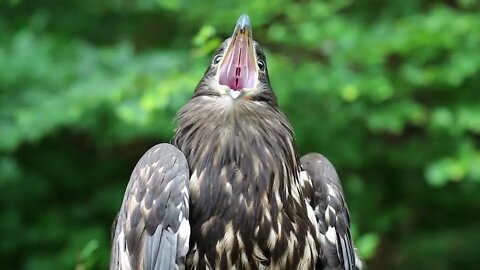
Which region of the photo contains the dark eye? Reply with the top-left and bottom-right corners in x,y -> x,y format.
257,59 -> 266,71
213,54 -> 222,65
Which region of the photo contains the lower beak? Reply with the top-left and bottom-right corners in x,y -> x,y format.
218,14 -> 257,96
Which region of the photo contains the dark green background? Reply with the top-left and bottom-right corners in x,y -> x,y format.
1,0 -> 480,269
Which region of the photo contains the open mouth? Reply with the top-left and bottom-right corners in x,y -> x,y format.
217,14 -> 258,98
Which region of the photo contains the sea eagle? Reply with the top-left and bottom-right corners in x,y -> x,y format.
110,14 -> 362,270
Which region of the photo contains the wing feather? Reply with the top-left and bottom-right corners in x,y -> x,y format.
300,153 -> 362,270
110,143 -> 190,270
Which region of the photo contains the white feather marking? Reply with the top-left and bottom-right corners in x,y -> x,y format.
267,229 -> 277,249
238,194 -> 245,205
253,244 -> 267,264
328,185 -> 337,198
225,181 -> 233,195
277,217 -> 282,235
325,226 -> 337,243
189,170 -> 202,201
191,244 -> 199,265
325,205 -> 336,224
204,254 -> 212,269
300,231 -> 316,270
306,202 -> 318,235
200,217 -> 216,236
177,217 -> 191,257
215,222 -> 234,263
264,210 -> 271,223
235,232 -> 251,269
287,231 -> 296,259
246,200 -> 254,215
299,170 -> 309,186
139,166 -> 150,179
164,180 -> 172,192
117,230 -> 132,269
274,191 -> 283,209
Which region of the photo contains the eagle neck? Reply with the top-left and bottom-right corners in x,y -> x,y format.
173,96 -> 302,216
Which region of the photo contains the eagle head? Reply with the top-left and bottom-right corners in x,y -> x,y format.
194,14 -> 277,107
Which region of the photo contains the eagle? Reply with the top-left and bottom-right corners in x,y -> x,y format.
110,14 -> 362,270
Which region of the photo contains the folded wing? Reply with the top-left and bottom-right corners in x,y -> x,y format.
110,143 -> 190,270
301,153 -> 362,270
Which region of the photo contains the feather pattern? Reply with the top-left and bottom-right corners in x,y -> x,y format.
173,95 -> 318,269
110,143 -> 190,270
300,153 -> 362,270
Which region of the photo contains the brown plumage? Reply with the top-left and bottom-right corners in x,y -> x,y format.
110,14 -> 362,270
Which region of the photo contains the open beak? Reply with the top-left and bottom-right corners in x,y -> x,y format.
218,14 -> 258,98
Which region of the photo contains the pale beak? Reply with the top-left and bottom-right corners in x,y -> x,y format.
218,14 -> 257,98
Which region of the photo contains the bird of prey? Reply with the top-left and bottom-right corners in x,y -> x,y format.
110,14 -> 362,270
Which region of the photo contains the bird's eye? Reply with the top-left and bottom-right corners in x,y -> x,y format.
257,59 -> 266,71
212,54 -> 222,65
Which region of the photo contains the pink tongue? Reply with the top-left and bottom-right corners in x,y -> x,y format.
218,37 -> 255,91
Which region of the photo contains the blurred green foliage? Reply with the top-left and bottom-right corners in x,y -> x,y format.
1,0 -> 480,269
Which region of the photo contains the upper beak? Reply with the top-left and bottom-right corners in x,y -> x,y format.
218,14 -> 258,97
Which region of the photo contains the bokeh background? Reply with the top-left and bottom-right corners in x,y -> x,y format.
1,0 -> 480,269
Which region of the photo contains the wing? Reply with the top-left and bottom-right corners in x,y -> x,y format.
300,153 -> 362,270
110,143 -> 190,270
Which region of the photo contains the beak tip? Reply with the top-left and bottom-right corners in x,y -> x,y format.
236,14 -> 251,30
